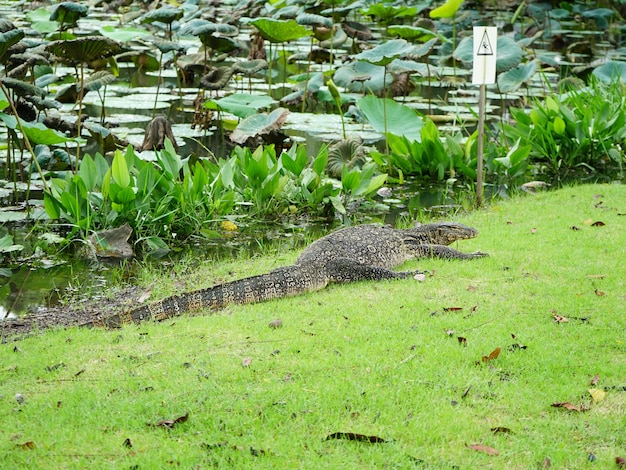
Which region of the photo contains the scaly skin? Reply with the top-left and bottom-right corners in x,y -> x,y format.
82,222 -> 487,328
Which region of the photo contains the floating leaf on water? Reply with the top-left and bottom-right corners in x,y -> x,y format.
206,93 -> 276,119
98,25 -> 151,42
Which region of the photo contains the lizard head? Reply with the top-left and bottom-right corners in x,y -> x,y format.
413,222 -> 479,245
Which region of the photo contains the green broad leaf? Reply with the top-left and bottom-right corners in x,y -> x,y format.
249,18 -> 312,43
0,29 -> 25,62
353,39 -> 412,66
313,148 -> 328,176
553,116 -> 566,135
79,154 -> 98,191
362,173 -> 387,196
329,195 -> 346,215
0,114 -> 82,145
387,25 -> 436,42
111,149 -> 130,188
280,145 -> 309,177
144,235 -> 170,254
341,167 -> 361,192
361,4 -> 418,22
0,234 -> 24,254
157,138 -> 183,180
333,61 -> 388,94
99,25 -> 151,42
205,93 -> 276,119
593,61 -> 626,83
430,0 -> 464,18
110,184 -> 135,204
139,7 -> 183,25
43,192 -> 61,219
26,8 -> 58,34
231,108 -> 289,145
0,88 -> 8,111
357,95 -> 423,142
497,60 -> 538,94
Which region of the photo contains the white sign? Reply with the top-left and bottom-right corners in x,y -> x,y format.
472,26 -> 497,85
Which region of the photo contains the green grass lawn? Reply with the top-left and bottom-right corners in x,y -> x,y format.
1,184 -> 624,469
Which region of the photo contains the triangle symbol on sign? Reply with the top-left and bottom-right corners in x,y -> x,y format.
477,30 -> 493,56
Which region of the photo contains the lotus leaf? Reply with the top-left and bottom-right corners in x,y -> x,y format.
593,61 -> 626,83
233,59 -> 268,75
231,107 -> 289,144
50,2 -> 88,27
0,114 -> 83,145
353,39 -> 412,66
139,7 -> 183,25
357,95 -> 423,141
387,25 -> 436,42
99,25 -> 151,43
45,36 -> 124,64
0,29 -> 25,62
497,60 -> 538,94
362,4 -> 418,23
82,70 -> 116,92
249,18 -> 312,43
429,0 -> 463,18
333,61 -> 389,93
341,21 -> 372,41
296,13 -> 332,28
205,93 -> 276,119
200,67 -> 235,90
0,77 -> 46,97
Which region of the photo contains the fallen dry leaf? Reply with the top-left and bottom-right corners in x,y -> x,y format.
570,225 -> 581,231
16,441 -> 36,450
591,220 -> 605,226
123,438 -> 133,448
590,374 -> 600,386
552,314 -> 569,323
551,402 -> 585,412
583,218 -> 593,225
242,357 -> 253,367
413,272 -> 426,282
616,456 -> 626,468
466,443 -> 499,456
482,347 -> 501,362
457,336 -> 467,346
466,285 -> 477,291
154,412 -> 189,429
594,289 -> 605,297
443,307 -> 463,312
588,388 -> 606,403
325,432 -> 386,443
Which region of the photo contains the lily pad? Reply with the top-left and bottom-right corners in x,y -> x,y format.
231,107 -> 289,144
99,25 -> 151,42
333,61 -> 389,93
357,95 -> 423,141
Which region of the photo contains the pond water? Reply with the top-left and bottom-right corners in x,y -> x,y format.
1,0 -> 623,318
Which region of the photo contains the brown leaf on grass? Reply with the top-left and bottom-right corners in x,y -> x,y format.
466,443 -> 499,456
591,221 -> 605,226
443,307 -> 463,312
570,225 -> 581,231
242,357 -> 252,367
325,432 -> 386,443
542,457 -> 551,468
594,289 -> 605,297
457,336 -> 467,346
482,347 -> 501,362
616,456 -> 626,467
590,374 -> 600,386
491,426 -> 513,435
552,314 -> 569,323
445,329 -> 455,336
16,441 -> 36,450
466,285 -> 477,291
123,438 -> 133,448
154,412 -> 189,429
551,402 -> 586,412
530,227 -> 537,234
